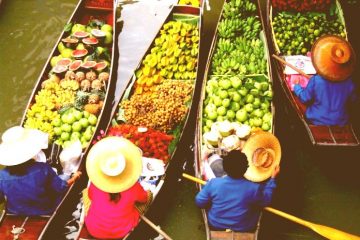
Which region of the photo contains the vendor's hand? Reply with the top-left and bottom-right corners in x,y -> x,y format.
271,165 -> 280,178
67,171 -> 82,186
293,76 -> 300,85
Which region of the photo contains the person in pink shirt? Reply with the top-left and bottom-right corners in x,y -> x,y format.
84,136 -> 148,239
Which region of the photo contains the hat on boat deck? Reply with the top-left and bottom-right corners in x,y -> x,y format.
86,136 -> 143,193
0,126 -> 48,166
242,131 -> 281,182
311,35 -> 356,81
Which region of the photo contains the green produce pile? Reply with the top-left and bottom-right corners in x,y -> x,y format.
272,12 -> 346,55
202,0 -> 273,134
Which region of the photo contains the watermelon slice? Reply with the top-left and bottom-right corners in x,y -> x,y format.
82,37 -> 98,45
56,58 -> 72,67
52,65 -> 68,74
73,31 -> 89,39
93,61 -> 108,72
81,61 -> 97,69
69,60 -> 83,71
72,49 -> 88,59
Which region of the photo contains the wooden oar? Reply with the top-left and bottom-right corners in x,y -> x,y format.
182,173 -> 360,240
140,215 -> 173,240
272,54 -> 311,79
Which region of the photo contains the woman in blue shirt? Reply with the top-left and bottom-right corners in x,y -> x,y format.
196,131 -> 281,232
0,126 -> 81,216
293,35 -> 356,126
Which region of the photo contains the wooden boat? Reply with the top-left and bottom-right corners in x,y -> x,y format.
193,0 -> 275,239
57,4 -> 203,240
266,0 -> 359,147
0,0 -> 117,239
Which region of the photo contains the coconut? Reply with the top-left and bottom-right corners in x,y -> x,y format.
218,120 -> 233,137
203,131 -> 220,147
235,124 -> 251,139
221,135 -> 241,151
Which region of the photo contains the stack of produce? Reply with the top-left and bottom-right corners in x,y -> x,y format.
272,0 -> 332,12
272,12 -> 346,55
109,14 -> 199,164
134,20 -> 199,94
24,19 -> 112,148
202,0 -> 273,139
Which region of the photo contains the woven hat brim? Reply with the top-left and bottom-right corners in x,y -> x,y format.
86,137 -> 142,193
242,131 -> 281,182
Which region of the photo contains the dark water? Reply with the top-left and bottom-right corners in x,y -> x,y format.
1,0 -> 360,239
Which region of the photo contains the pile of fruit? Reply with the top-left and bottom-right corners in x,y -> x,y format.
134,20 -> 199,94
24,19 -> 112,148
272,12 -> 346,55
107,124 -> 174,163
112,14 -> 199,164
272,0 -> 332,12
202,0 -> 273,137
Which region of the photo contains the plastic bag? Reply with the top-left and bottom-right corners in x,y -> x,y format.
59,140 -> 82,175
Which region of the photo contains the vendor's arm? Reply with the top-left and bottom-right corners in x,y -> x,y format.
134,182 -> 148,203
294,75 -> 315,104
195,181 -> 212,209
256,166 -> 280,207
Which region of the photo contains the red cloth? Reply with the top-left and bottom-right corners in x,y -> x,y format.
85,182 -> 148,239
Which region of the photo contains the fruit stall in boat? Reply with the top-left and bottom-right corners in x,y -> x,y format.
193,0 -> 275,239
41,3 -> 203,240
0,0 -> 117,239
266,0 -> 359,147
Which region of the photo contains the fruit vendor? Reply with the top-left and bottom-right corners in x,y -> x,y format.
0,126 -> 81,216
195,131 -> 281,232
293,35 -> 356,126
82,137 -> 151,239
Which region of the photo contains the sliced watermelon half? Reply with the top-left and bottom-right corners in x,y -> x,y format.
81,61 -> 97,69
93,61 -> 108,72
52,65 -> 68,74
73,31 -> 89,39
56,58 -> 72,67
72,49 -> 88,59
82,37 -> 99,45
69,60 -> 83,71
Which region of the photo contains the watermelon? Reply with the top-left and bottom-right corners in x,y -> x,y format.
69,60 -> 83,71
52,65 -> 68,74
91,29 -> 106,38
82,37 -> 98,45
56,58 -> 72,67
72,49 -> 88,59
81,61 -> 97,69
94,61 -> 108,72
73,31 -> 89,39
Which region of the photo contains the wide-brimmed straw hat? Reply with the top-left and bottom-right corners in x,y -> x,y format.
311,35 -> 356,81
86,136 -> 142,193
0,126 -> 48,166
242,131 -> 281,182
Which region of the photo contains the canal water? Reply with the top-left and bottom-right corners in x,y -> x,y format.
1,0 -> 360,239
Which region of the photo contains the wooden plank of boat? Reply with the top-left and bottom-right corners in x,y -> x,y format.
72,4 -> 203,240
193,0 -> 276,239
266,0 -> 359,147
0,0 -> 117,239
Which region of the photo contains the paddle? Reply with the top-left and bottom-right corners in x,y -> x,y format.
140,215 -> 173,240
272,54 -> 311,79
182,173 -> 360,240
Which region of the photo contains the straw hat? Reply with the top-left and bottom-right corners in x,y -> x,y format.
242,131 -> 281,182
311,35 -> 356,81
86,136 -> 142,193
0,126 -> 48,166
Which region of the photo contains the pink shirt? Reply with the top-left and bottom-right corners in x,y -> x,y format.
85,182 -> 148,239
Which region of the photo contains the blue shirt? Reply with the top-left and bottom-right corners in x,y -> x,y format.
0,162 -> 68,216
294,75 -> 355,126
195,176 -> 276,232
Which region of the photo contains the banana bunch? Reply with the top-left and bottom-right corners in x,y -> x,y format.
240,16 -> 261,40
218,18 -> 242,39
223,0 -> 257,19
